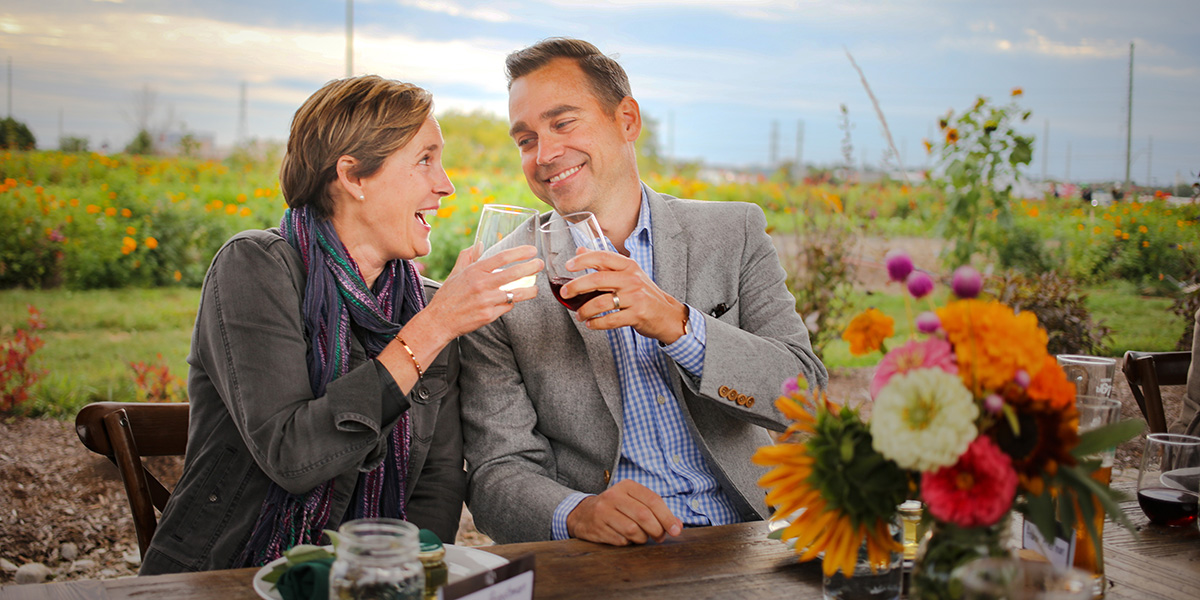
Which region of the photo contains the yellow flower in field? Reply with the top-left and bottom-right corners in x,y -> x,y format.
1077,224 -> 1084,231
225,204 -> 238,215
240,207 -> 252,217
66,215 -> 73,224
105,207 -> 117,217
101,183 -> 109,191
236,193 -> 247,203
1179,220 -> 1186,228
470,204 -> 479,213
842,308 -> 895,356
193,184 -> 201,193
213,200 -> 224,209
126,226 -> 136,235
174,270 -> 183,282
121,208 -> 132,218
1092,226 -> 1101,235
145,237 -> 158,249
463,227 -> 472,236
469,186 -> 480,195
1122,233 -> 1129,240
1011,87 -> 1023,97
87,204 -> 100,214
1113,228 -> 1122,237
1138,225 -> 1148,234
437,206 -> 458,219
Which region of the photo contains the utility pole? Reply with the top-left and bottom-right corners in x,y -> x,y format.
6,57 -> 11,118
238,81 -> 248,145
58,108 -> 63,144
795,119 -> 805,180
1042,119 -> 1049,181
1124,42 -> 1134,192
345,0 -> 354,77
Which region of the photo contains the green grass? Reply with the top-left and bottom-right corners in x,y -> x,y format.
1085,280 -> 1185,355
1,287 -> 198,416
0,278 -> 1188,418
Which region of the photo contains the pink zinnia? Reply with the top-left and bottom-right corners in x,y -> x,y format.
921,436 -> 1018,528
870,338 -> 958,399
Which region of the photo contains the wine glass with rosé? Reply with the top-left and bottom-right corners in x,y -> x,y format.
1136,433 -> 1200,527
474,204 -> 540,291
538,211 -> 611,312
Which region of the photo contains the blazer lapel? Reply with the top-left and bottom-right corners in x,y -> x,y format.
646,186 -> 688,306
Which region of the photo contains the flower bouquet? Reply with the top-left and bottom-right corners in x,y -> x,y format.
753,251 -> 1143,599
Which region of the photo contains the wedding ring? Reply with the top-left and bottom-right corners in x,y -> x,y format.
612,293 -> 621,311
505,291 -> 515,305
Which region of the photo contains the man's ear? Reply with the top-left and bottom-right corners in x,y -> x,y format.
616,96 -> 642,142
334,155 -> 365,200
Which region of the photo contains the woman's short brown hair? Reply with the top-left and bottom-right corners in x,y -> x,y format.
280,75 -> 432,219
505,38 -> 631,112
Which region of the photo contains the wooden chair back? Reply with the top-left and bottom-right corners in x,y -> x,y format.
1122,351 -> 1191,434
75,401 -> 190,558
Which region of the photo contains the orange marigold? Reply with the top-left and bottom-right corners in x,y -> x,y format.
1024,356 -> 1075,412
842,308 -> 894,356
936,300 -> 1048,394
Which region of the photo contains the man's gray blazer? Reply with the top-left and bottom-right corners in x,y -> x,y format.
459,185 -> 827,544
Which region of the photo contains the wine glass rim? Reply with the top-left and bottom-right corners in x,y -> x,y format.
480,203 -> 539,214
1146,433 -> 1200,445
539,211 -> 598,231
1055,354 -> 1117,365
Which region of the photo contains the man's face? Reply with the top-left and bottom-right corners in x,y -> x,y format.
508,58 -> 639,216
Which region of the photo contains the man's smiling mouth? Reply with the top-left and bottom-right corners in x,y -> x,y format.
547,164 -> 583,183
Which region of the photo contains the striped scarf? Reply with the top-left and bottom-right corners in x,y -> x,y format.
236,206 -> 425,568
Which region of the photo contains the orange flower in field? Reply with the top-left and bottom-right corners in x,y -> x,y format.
145,237 -> 159,250
105,207 -> 117,217
174,270 -> 183,282
1011,87 -> 1024,97
108,191 -> 117,200
86,204 -> 100,214
239,207 -> 252,217
1138,225 -> 1148,234
936,300 -> 1048,393
121,208 -> 132,218
121,236 -> 137,255
225,204 -> 238,215
945,128 -> 960,144
126,226 -> 136,235
1027,207 -> 1039,218
923,138 -> 933,154
842,308 -> 895,356
1142,241 -> 1150,248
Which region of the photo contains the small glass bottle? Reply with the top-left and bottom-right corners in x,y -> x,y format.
329,518 -> 424,600
418,529 -> 448,600
898,500 -> 924,562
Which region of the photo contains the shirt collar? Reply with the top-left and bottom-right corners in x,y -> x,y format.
630,185 -> 653,248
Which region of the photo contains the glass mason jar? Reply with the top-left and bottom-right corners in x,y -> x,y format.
329,518 -> 425,600
909,515 -> 1012,600
822,515 -> 904,600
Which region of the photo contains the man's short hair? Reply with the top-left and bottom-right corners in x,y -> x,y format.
505,37 -> 631,112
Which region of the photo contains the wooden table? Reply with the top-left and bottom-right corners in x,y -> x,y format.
3,497 -> 1197,600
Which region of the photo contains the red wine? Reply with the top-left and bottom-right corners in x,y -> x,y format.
1137,487 -> 1199,526
549,277 -> 604,311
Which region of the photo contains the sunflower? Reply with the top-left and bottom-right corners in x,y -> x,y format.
936,300 -> 1048,395
754,393 -> 907,577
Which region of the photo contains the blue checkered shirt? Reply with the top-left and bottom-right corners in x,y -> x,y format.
550,190 -> 741,540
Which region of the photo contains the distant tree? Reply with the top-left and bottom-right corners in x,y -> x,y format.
125,129 -> 155,155
59,135 -> 90,153
178,132 -> 200,158
636,114 -> 666,175
1,117 -> 36,150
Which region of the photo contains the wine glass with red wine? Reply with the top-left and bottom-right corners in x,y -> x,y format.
538,211 -> 610,312
1136,433 -> 1200,527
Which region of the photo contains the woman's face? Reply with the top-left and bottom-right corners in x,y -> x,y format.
357,116 -> 455,260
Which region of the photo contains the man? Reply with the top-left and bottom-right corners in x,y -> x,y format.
459,38 -> 826,546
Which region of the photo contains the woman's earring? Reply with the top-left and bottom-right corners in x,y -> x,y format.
358,194 -> 365,200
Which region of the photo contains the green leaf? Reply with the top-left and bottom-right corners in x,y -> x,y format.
1002,403 -> 1020,435
1022,489 -> 1058,544
1072,420 -> 1144,459
1010,136 -> 1033,166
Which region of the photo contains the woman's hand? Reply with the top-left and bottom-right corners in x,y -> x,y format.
420,244 -> 543,341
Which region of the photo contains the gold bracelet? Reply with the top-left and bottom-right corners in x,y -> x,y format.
394,335 -> 423,378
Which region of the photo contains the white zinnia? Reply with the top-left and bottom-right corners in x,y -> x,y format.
870,368 -> 978,472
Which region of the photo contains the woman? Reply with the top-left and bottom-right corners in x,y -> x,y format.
140,75 -> 541,574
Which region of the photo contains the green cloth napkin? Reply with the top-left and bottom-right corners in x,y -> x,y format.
276,557 -> 334,600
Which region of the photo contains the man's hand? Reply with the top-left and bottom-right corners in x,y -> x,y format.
561,250 -> 688,344
565,480 -> 684,545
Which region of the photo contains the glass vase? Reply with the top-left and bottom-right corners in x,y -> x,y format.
822,517 -> 904,600
909,515 -> 1012,600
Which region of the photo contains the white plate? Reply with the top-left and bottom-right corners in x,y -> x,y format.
252,545 -> 509,600
1161,466 -> 1200,493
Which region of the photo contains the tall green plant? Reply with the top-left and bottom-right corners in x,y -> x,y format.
927,90 -> 1034,266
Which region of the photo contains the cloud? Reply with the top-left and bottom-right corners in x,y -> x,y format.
400,0 -> 513,23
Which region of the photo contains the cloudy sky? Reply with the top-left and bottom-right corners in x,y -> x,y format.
4,0 -> 1198,184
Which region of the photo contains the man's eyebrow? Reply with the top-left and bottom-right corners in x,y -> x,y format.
508,105 -> 582,138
